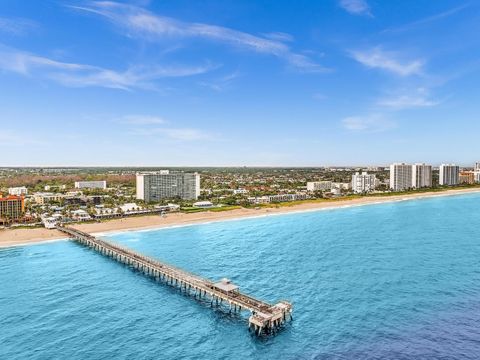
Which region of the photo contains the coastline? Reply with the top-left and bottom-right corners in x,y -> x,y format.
2,187 -> 480,249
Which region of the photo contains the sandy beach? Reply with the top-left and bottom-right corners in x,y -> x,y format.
1,187 -> 480,248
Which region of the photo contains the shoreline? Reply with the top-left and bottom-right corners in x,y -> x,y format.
2,187 -> 480,249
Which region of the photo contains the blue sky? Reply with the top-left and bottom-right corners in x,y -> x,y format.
1,0 -> 479,166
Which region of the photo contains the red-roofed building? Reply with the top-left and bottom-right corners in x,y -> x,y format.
0,195 -> 25,223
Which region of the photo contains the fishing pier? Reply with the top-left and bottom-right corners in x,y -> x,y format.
56,225 -> 293,335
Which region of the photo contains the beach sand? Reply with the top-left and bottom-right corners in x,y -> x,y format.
2,187 -> 479,248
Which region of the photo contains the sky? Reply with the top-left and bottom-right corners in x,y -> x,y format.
0,0 -> 479,167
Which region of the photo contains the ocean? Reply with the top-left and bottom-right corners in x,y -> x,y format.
2,193 -> 480,359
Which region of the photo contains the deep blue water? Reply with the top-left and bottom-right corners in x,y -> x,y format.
2,194 -> 480,359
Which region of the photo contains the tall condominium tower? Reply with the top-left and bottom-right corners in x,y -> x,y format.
411,163 -> 432,188
439,164 -> 460,186
351,172 -> 377,193
390,163 -> 413,191
136,171 -> 200,202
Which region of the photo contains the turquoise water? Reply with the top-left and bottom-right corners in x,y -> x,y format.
2,194 -> 480,359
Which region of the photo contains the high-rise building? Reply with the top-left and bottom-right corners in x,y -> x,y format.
136,171 -> 200,202
475,162 -> 480,171
411,163 -> 432,188
351,172 -> 377,193
8,186 -> 28,196
389,163 -> 413,191
439,164 -> 459,186
0,195 -> 24,223
74,181 -> 107,189
306,181 -> 332,192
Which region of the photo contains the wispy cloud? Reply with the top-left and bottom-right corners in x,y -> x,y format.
131,127 -> 212,141
156,128 -> 211,141
0,130 -> 45,146
350,47 -> 424,76
378,88 -> 439,109
0,17 -> 38,35
342,114 -> 395,133
70,1 -> 328,73
0,45 -> 215,90
199,71 -> 241,92
122,114 -> 214,141
338,0 -> 372,16
383,4 -> 469,33
120,115 -> 166,124
312,93 -> 327,100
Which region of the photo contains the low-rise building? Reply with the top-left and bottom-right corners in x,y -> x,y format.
193,201 -> 214,208
70,209 -> 92,221
332,182 -> 351,190
74,181 -> 107,189
8,187 -> 28,196
306,181 -> 332,192
33,192 -> 64,205
248,193 -> 308,204
233,189 -> 248,195
459,171 -> 475,184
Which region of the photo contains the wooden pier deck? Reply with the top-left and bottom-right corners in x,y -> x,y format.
56,225 -> 293,335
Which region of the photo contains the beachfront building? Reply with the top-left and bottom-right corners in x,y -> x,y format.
74,181 -> 107,190
390,163 -> 413,191
411,163 -> 432,188
351,172 -> 377,193
459,171 -> 475,184
475,162 -> 480,171
247,193 -> 308,205
0,195 -> 24,223
306,181 -> 332,192
8,186 -> 28,196
136,171 -> 200,202
193,201 -> 214,208
439,164 -> 460,186
269,193 -> 308,202
332,182 -> 351,191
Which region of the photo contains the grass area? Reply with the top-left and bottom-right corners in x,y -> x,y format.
181,205 -> 242,213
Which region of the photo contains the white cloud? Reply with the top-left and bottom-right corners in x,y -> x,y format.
350,47 -> 424,76
122,114 -> 213,141
132,127 -> 212,141
342,114 -> 395,133
120,115 -> 166,125
158,128 -> 211,141
339,0 -> 372,16
0,45 -> 215,90
0,17 -> 38,35
71,1 -> 328,73
378,88 -> 439,109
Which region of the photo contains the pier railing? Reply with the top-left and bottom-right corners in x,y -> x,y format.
56,225 -> 292,335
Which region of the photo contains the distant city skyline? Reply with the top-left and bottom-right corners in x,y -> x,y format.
1,0 -> 479,166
